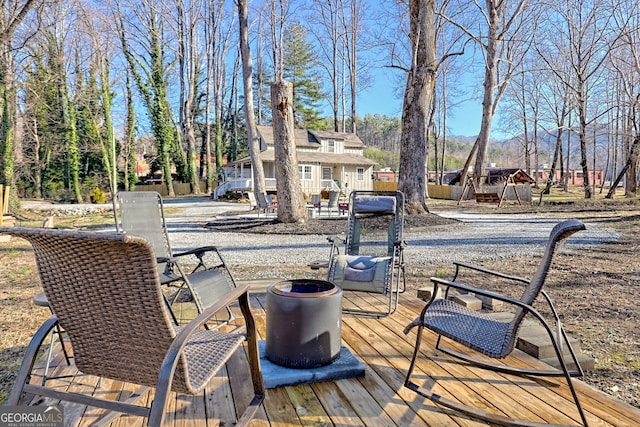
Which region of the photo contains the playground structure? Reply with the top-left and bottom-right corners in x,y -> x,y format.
458,169 -> 534,207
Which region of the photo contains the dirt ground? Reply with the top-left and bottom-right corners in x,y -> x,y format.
1,198 -> 639,410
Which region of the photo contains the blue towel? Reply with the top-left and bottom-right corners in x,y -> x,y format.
353,196 -> 396,214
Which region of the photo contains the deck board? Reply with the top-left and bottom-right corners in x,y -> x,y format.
14,291 -> 640,426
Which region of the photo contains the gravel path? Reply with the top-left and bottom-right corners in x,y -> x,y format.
23,197 -> 620,268
161,199 -> 621,267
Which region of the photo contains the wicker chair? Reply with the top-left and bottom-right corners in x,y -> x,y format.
115,191 -> 237,326
403,219 -> 589,426
2,227 -> 264,426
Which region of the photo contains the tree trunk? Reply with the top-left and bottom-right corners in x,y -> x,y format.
472,1 -> 499,185
178,0 -> 201,195
99,57 -> 118,198
237,0 -> 266,196
0,47 -> 14,190
607,134 -> 640,199
124,70 -> 137,191
398,0 -> 436,214
577,91 -> 592,198
270,81 -> 306,223
539,127 -> 564,204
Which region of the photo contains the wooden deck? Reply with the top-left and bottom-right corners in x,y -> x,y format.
20,290 -> 640,426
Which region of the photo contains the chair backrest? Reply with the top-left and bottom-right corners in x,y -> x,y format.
115,191 -> 172,259
504,218 -> 586,349
327,191 -> 339,208
255,192 -> 268,209
1,227 -> 189,391
311,194 -> 321,207
345,191 -> 405,257
247,192 -> 257,208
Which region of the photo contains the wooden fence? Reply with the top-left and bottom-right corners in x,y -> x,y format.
0,185 -> 11,226
135,182 -> 202,197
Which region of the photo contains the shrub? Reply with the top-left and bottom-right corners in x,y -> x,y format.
90,187 -> 106,204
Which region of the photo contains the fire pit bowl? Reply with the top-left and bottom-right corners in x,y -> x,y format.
265,279 -> 342,368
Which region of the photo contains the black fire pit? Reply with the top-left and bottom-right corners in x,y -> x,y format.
265,279 -> 342,368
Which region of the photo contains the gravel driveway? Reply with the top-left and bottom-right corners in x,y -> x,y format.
161,199 -> 621,267
24,197 -> 620,268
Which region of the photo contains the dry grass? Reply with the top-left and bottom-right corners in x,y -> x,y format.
1,190 -> 639,408
0,238 -> 49,402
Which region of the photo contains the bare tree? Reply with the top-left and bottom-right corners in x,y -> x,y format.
397,0 -> 437,213
339,0 -> 363,133
429,0 -> 468,183
175,0 -> 203,194
605,1 -> 640,198
309,0 -> 342,131
81,4 -> 119,199
237,0 -> 266,197
452,0 -> 535,187
0,0 -> 40,45
537,0 -> 621,198
0,0 -> 44,194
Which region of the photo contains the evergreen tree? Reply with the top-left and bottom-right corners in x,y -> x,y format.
283,23 -> 324,129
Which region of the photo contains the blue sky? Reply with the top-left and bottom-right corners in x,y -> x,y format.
355,70 -> 483,138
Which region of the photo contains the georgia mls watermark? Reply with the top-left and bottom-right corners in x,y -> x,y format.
0,406 -> 63,427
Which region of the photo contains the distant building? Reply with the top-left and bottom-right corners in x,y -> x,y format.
372,168 -> 398,182
531,167 -> 604,187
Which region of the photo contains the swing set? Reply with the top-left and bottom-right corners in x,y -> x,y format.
458,169 -> 532,207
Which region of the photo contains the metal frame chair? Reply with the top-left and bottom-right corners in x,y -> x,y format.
1,227 -> 264,426
254,192 -> 276,217
326,190 -> 406,318
307,193 -> 321,216
115,191 -> 237,327
325,191 -> 340,216
403,219 -> 589,426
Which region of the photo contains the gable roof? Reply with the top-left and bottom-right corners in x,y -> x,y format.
225,125 -> 377,168
256,125 -> 366,149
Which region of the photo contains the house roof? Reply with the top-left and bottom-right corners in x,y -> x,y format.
227,151 -> 377,167
256,125 -> 366,148
225,125 -> 376,168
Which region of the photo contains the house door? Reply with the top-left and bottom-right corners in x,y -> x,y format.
322,167 -> 333,189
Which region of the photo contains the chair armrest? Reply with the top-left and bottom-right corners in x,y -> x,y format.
431,277 -> 528,309
453,261 -> 529,283
172,246 -> 219,258
327,235 -> 345,244
158,284 -> 252,368
153,284 -> 256,421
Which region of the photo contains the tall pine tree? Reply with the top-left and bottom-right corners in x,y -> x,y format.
283,23 -> 324,129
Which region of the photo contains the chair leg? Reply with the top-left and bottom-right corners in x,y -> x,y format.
41,323 -> 68,386
405,324 -> 590,426
236,292 -> 265,426
7,317 -> 58,405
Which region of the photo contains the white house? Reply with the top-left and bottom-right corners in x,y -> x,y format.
214,125 -> 377,198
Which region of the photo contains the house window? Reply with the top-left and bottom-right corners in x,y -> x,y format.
299,164 -> 312,180
326,140 -> 336,152
357,167 -> 365,181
